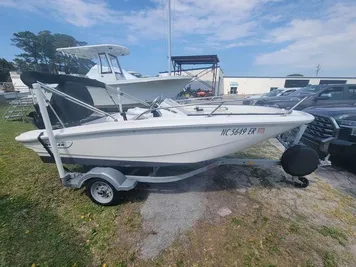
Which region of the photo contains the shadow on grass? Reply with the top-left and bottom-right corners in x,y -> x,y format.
0,194 -> 92,267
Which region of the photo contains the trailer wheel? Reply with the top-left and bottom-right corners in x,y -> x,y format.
281,145 -> 319,176
86,178 -> 120,206
293,177 -> 309,188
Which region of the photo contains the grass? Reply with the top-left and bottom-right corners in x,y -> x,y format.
289,223 -> 301,234
323,251 -> 338,267
0,105 -> 144,266
231,217 -> 242,226
305,259 -> 315,267
0,195 -> 91,266
317,226 -> 348,246
156,211 -> 303,266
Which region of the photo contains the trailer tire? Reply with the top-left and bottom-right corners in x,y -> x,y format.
86,178 -> 121,206
293,177 -> 309,188
281,145 -> 319,177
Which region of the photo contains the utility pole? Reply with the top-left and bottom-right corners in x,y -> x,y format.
168,0 -> 172,76
315,64 -> 321,77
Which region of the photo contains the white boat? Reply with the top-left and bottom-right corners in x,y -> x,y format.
56,44 -> 192,110
0,90 -> 25,100
15,72 -> 322,205
16,108 -> 314,166
0,72 -> 31,101
16,72 -> 315,167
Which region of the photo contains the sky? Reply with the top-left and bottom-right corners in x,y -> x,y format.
0,0 -> 356,77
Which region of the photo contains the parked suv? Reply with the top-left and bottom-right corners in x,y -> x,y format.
255,84 -> 356,110
301,106 -> 356,164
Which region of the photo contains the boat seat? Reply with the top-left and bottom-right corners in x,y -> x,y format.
29,104 -> 61,129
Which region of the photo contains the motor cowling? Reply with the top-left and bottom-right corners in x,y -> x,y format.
281,145 -> 319,177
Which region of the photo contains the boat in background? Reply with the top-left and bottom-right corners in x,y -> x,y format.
0,72 -> 31,101
57,44 -> 191,110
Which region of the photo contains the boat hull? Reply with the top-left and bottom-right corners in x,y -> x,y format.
16,112 -> 314,166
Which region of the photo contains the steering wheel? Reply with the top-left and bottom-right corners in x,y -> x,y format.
150,96 -> 162,109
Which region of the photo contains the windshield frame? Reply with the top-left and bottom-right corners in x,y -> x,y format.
108,53 -> 123,74
98,53 -> 112,74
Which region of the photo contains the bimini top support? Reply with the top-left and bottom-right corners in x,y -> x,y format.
33,83 -> 66,180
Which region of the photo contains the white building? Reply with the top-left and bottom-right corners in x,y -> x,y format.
157,66 -> 356,97
223,76 -> 356,96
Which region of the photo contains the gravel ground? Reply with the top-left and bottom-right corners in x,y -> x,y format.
139,170 -> 213,259
138,140 -> 283,259
316,167 -> 356,198
137,139 -> 356,262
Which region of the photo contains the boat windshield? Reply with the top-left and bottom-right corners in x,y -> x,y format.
108,54 -> 123,74
98,53 -> 112,74
109,54 -> 124,80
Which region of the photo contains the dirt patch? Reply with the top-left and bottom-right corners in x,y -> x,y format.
139,172 -> 211,259
131,140 -> 356,266
150,166 -> 356,267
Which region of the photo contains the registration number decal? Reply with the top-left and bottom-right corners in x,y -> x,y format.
221,127 -> 265,136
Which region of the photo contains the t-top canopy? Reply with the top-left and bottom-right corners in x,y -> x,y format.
56,44 -> 130,59
171,55 -> 219,65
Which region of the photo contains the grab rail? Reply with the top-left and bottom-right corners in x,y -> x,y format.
176,95 -> 224,104
208,102 -> 224,117
283,96 -> 310,115
134,99 -> 286,120
34,81 -> 296,123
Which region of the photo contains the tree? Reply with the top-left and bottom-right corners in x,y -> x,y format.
0,58 -> 15,82
37,30 -> 56,72
13,58 -> 35,72
53,33 -> 93,74
287,74 -> 304,77
11,30 -> 94,74
11,31 -> 41,70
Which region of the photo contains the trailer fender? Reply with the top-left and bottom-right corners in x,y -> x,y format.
70,167 -> 137,191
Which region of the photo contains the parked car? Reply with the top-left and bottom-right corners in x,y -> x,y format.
301,106 -> 356,165
242,88 -> 299,105
255,84 -> 356,110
